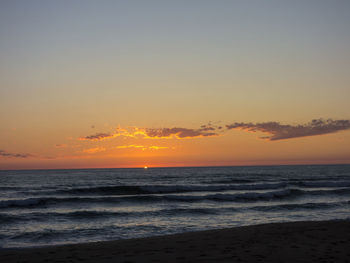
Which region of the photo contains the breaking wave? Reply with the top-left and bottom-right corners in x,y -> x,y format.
2,187 -> 350,209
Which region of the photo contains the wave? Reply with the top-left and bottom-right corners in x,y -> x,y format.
60,185 -> 147,195
0,207 -> 221,224
6,223 -> 163,243
251,200 -> 350,212
1,187 -> 350,209
0,197 -> 49,208
164,188 -> 350,202
201,179 -> 253,184
2,199 -> 349,226
58,182 -> 287,195
295,180 -> 350,188
0,195 -> 165,209
0,186 -> 26,191
0,197 -> 115,209
0,213 -> 22,223
18,180 -> 350,197
164,189 -> 293,202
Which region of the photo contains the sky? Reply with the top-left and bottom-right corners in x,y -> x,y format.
1,0 -> 350,169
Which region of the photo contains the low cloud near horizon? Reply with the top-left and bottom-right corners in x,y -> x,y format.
226,118 -> 350,141
79,123 -> 221,141
0,150 -> 33,158
144,126 -> 219,138
78,118 -> 350,143
79,133 -> 115,141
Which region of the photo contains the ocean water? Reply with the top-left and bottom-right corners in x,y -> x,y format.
0,165 -> 349,248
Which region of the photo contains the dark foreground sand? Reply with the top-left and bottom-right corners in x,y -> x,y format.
1,220 -> 350,263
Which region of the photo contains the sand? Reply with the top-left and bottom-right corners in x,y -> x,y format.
1,220 -> 350,263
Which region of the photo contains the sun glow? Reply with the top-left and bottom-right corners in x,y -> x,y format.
144,166 -> 148,169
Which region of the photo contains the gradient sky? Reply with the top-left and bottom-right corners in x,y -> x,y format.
1,0 -> 350,169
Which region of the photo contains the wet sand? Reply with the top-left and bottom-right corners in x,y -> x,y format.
1,220 -> 350,263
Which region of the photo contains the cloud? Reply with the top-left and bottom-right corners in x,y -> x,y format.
79,128 -> 146,141
116,145 -> 169,150
0,150 -> 33,158
78,119 -> 349,143
82,147 -> 106,154
55,144 -> 67,148
115,127 -> 146,138
79,123 -> 220,141
226,118 -> 350,141
148,146 -> 169,150
113,126 -> 219,139
144,123 -> 220,139
116,145 -> 145,149
145,128 -> 212,138
79,133 -> 115,141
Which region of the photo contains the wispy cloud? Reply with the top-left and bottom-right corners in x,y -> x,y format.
78,118 -> 350,143
0,150 -> 33,158
116,145 -> 145,149
116,145 -> 169,150
144,122 -> 221,139
79,128 -> 148,141
148,146 -> 169,150
79,133 -> 115,141
82,147 -> 106,154
226,118 -> 350,141
55,144 -> 67,148
144,127 -> 218,138
80,123 -> 220,141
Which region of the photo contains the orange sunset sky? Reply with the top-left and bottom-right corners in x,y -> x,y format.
1,1 -> 350,169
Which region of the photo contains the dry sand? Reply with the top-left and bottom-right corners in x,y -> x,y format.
1,220 -> 350,263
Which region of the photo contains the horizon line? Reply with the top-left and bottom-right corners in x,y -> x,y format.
1,162 -> 349,172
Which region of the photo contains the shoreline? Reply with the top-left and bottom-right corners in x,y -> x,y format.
1,220 -> 350,262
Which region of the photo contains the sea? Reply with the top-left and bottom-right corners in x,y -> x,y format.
0,165 -> 349,248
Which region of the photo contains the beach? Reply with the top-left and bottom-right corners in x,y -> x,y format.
1,220 -> 349,263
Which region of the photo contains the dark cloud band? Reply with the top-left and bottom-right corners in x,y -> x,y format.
226,118 -> 350,141
79,118 -> 350,142
145,127 -> 218,138
79,133 -> 114,141
0,150 -> 32,158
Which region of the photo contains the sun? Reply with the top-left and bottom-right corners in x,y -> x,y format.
144,166 -> 148,169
